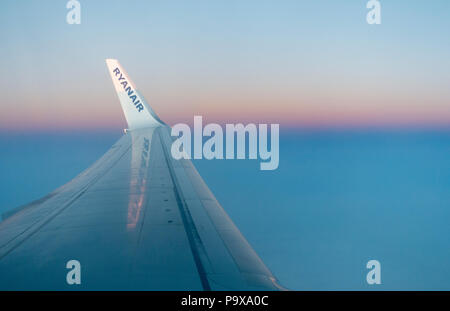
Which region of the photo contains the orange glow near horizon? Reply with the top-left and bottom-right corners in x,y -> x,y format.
2,89 -> 450,131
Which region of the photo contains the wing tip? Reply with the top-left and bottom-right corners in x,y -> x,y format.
105,59 -> 165,129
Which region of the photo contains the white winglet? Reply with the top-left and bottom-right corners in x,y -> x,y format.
106,59 -> 164,130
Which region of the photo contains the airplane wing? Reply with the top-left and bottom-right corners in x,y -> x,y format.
0,59 -> 284,290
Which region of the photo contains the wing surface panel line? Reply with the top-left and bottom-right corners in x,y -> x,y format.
157,128 -> 212,291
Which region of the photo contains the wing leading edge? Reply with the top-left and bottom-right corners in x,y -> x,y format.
0,60 -> 284,290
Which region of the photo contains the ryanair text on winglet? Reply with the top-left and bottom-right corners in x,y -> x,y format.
112,67 -> 145,112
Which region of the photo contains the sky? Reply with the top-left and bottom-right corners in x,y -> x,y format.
0,0 -> 450,130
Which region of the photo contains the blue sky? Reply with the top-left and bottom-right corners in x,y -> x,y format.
0,1 -> 449,130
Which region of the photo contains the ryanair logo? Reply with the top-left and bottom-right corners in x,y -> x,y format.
112,67 -> 144,112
